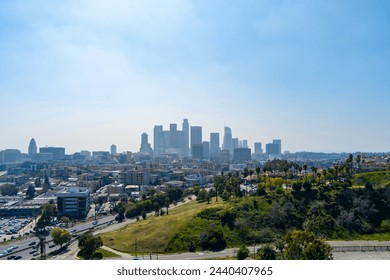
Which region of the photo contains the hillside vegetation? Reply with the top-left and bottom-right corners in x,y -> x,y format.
100,199 -> 226,254
102,159 -> 390,259
352,170 -> 390,189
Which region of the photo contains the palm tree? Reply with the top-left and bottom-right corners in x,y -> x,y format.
258,244 -> 277,260
298,166 -> 303,181
303,164 -> 308,180
322,169 -> 328,181
356,155 -> 362,172
311,167 -> 318,182
334,165 -> 339,179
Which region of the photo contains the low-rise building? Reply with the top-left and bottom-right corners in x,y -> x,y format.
56,187 -> 91,219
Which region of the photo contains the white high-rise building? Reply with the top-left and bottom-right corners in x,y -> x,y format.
182,119 -> 190,157
222,127 -> 232,154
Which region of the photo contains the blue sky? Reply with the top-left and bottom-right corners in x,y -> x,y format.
1,0 -> 389,153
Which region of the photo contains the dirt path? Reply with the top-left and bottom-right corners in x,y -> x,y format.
101,245 -> 133,259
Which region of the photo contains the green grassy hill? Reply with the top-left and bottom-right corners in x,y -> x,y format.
99,199 -> 226,254
352,170 -> 390,189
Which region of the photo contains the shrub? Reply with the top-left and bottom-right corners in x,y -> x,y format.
237,245 -> 249,260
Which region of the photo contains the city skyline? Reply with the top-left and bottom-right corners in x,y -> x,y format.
1,1 -> 389,153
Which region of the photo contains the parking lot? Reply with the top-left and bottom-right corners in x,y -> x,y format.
0,217 -> 34,241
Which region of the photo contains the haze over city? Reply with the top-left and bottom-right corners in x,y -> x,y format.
1,0 -> 389,153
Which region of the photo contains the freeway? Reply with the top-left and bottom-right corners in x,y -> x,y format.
0,216 -> 116,260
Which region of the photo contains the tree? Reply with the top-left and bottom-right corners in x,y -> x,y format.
26,184 -> 36,199
214,175 -> 225,202
43,174 -> 50,192
356,155 -> 362,172
196,189 -> 208,202
298,166 -> 303,181
303,164 -> 308,177
237,245 -> 249,260
78,232 -> 103,260
34,177 -> 41,188
51,228 -> 71,248
284,230 -> 333,260
60,216 -> 71,226
258,244 -> 277,260
303,181 -> 312,192
311,167 -> 318,182
116,207 -> 125,222
199,224 -> 227,250
206,191 -> 212,204
226,176 -> 241,198
36,202 -> 57,231
165,199 -> 170,215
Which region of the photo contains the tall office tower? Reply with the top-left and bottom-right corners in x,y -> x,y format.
202,141 -> 210,160
141,133 -> 148,146
210,132 -> 220,158
222,127 -> 232,154
182,119 -> 190,157
242,140 -> 248,149
28,138 -> 37,156
140,132 -> 152,155
163,131 -> 170,150
153,125 -> 164,156
110,144 -> 117,155
234,148 -> 252,162
192,144 -> 204,160
254,142 -> 263,154
190,126 -> 202,156
273,139 -> 282,155
232,137 -> 239,151
170,123 -> 179,148
266,140 -> 281,157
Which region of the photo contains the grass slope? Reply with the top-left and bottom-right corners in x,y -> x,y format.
352,170 -> 390,189
96,248 -> 121,259
100,199 -> 226,254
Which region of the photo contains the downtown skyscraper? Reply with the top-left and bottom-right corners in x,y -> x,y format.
222,126 -> 233,155
153,119 -> 190,158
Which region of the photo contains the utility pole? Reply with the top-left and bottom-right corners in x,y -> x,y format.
135,239 -> 138,258
39,235 -> 46,260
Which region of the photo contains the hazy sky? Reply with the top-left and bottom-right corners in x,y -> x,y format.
1,0 -> 389,154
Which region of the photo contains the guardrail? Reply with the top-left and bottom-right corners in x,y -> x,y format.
332,245 -> 390,252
